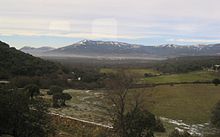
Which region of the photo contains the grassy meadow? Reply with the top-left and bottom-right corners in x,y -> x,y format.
140,84 -> 220,124
100,68 -> 219,84
50,68 -> 220,124
47,83 -> 220,137
47,67 -> 220,137
142,71 -> 219,84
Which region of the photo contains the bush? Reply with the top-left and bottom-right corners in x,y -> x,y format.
0,88 -> 53,137
212,78 -> 220,86
144,73 -> 155,78
123,108 -> 155,137
154,118 -> 166,132
47,90 -> 53,95
10,76 -> 37,88
24,84 -> 40,99
211,101 -> 220,128
141,129 -> 154,137
49,85 -> 63,95
48,86 -> 72,107
169,129 -> 192,137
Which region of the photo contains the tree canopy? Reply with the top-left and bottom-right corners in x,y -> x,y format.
49,86 -> 72,107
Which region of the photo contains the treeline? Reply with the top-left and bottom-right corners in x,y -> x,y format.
10,67 -> 106,89
43,55 -> 220,75
42,56 -> 154,69
152,56 -> 220,74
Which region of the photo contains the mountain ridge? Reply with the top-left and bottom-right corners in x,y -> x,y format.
19,39 -> 220,59
20,46 -> 56,55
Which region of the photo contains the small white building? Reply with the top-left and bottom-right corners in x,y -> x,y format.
78,77 -> 81,81
214,65 -> 220,72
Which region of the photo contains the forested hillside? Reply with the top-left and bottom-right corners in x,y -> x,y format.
0,41 -> 59,79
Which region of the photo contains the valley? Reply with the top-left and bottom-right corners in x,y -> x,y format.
2,0 -> 220,136
1,40 -> 220,137
42,84 -> 220,137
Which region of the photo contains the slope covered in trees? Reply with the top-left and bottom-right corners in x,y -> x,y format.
0,41 -> 59,79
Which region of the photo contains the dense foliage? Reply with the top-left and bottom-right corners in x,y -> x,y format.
211,101 -> 220,128
169,129 -> 193,137
0,87 -> 53,137
0,41 -> 59,79
24,84 -> 40,99
153,56 -> 220,74
66,68 -> 106,89
49,86 -> 72,107
212,78 -> 220,86
122,108 -> 164,137
9,67 -> 106,89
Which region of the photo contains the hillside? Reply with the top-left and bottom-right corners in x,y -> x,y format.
0,41 -> 59,79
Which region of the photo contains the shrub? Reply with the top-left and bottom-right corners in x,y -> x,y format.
49,85 -> 63,95
0,88 -> 53,137
169,129 -> 192,137
24,84 -> 40,99
154,118 -> 166,132
144,73 -> 155,78
48,86 -> 72,107
211,101 -> 220,128
122,108 -> 155,137
11,76 -> 35,88
212,78 -> 220,86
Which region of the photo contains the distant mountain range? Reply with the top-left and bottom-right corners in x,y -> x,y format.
20,46 -> 55,55
20,40 -> 220,59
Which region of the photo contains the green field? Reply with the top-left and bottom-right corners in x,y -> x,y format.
100,68 -> 219,85
142,71 -> 219,84
50,84 -> 220,124
141,84 -> 220,124
47,84 -> 220,137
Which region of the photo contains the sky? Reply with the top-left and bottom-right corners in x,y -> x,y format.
1,0 -> 220,49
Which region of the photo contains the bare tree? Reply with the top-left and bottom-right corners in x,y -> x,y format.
105,71 -> 133,137
104,70 -> 157,137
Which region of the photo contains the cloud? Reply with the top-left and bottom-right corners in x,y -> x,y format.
1,0 -> 220,47
1,0 -> 220,20
167,38 -> 220,44
49,21 -> 71,31
0,27 -> 147,40
92,18 -> 118,39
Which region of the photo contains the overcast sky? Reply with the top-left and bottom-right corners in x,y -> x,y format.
1,0 -> 220,48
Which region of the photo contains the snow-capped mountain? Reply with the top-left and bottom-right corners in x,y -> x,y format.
70,39 -> 142,48
158,44 -> 179,48
46,39 -> 150,58
21,40 -> 220,59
